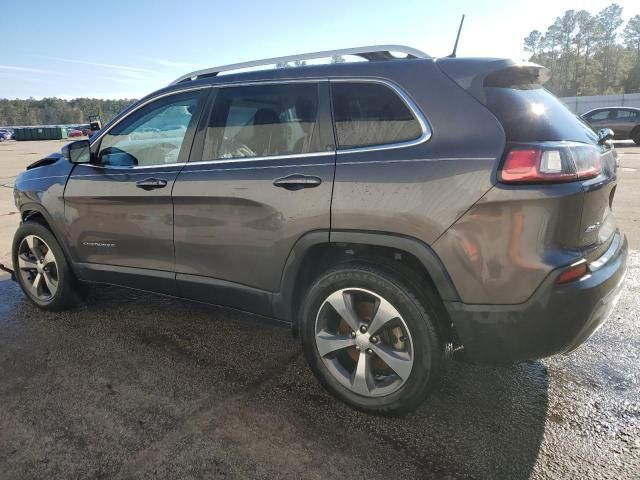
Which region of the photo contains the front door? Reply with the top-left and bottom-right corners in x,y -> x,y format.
172,81 -> 335,313
587,109 -> 613,131
64,88 -> 207,293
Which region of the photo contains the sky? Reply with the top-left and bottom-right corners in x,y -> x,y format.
1,0 -> 638,99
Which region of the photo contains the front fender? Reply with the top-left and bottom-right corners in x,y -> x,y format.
14,158 -> 74,270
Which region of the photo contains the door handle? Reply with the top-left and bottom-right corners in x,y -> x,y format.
136,178 -> 168,190
273,174 -> 322,191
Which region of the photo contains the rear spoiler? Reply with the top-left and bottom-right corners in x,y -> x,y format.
435,57 -> 550,103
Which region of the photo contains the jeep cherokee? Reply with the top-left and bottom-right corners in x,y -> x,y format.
11,46 -> 628,414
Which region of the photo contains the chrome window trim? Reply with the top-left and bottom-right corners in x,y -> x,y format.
86,76 -> 432,171
180,162 -> 332,175
181,157 -> 494,175
188,150 -> 334,167
330,78 -> 432,154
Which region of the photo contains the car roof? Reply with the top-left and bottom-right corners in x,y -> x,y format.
142,57 -> 436,102
585,106 -> 640,114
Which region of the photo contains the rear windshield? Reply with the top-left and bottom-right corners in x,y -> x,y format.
484,87 -> 598,144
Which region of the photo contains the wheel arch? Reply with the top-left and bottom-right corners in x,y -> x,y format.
18,203 -> 78,277
274,230 -> 460,336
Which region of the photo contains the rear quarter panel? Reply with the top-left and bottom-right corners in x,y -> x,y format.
330,61 -> 505,244
433,182 -> 586,304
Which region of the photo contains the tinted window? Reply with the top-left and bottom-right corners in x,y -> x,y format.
202,83 -> 319,160
588,110 -> 610,121
98,90 -> 200,167
483,87 -> 598,144
616,110 -> 638,119
331,82 -> 422,148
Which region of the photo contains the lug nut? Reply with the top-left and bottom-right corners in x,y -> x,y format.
355,345 -> 361,351
359,324 -> 368,333
350,331 -> 356,338
366,348 -> 373,355
370,336 -> 379,344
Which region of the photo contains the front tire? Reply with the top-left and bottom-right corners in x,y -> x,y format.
12,221 -> 83,311
301,263 -> 446,415
632,127 -> 640,146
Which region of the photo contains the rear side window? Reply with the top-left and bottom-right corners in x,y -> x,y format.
331,82 -> 422,148
202,83 -> 320,160
616,110 -> 638,120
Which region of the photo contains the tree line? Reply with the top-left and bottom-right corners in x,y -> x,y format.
524,4 -> 640,96
0,97 -> 137,127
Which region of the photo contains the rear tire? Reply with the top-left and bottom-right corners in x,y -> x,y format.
12,221 -> 85,311
301,263 -> 447,415
632,127 -> 640,146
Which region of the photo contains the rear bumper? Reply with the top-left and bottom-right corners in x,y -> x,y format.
445,231 -> 628,364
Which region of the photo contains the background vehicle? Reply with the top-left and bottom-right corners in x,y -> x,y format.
582,107 -> 640,144
87,115 -> 102,137
68,129 -> 84,138
0,129 -> 12,141
10,46 -> 627,414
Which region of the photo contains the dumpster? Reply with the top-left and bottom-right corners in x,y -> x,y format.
15,126 -> 68,141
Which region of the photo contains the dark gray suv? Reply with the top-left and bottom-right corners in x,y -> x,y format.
582,107 -> 640,144
11,46 -> 628,414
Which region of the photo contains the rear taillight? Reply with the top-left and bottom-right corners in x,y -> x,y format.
499,143 -> 601,184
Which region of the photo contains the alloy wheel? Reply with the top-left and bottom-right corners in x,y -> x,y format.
17,235 -> 59,301
314,287 -> 414,397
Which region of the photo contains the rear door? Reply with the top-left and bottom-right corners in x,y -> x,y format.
609,109 -> 638,138
172,81 -> 335,312
64,88 -> 207,293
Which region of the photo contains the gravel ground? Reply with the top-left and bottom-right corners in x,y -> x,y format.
0,255 -> 638,480
0,140 -> 639,479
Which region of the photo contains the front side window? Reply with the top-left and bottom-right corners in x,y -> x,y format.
588,110 -> 610,121
202,83 -> 320,160
97,90 -> 201,167
331,82 -> 422,149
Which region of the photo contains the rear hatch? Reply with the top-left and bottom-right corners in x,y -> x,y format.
436,58 -> 619,261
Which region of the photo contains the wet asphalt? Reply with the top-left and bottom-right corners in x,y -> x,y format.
0,252 -> 638,479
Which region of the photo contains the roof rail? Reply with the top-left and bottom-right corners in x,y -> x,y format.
169,45 -> 430,85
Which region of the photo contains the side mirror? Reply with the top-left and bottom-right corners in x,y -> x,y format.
62,140 -> 91,164
597,128 -> 614,145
